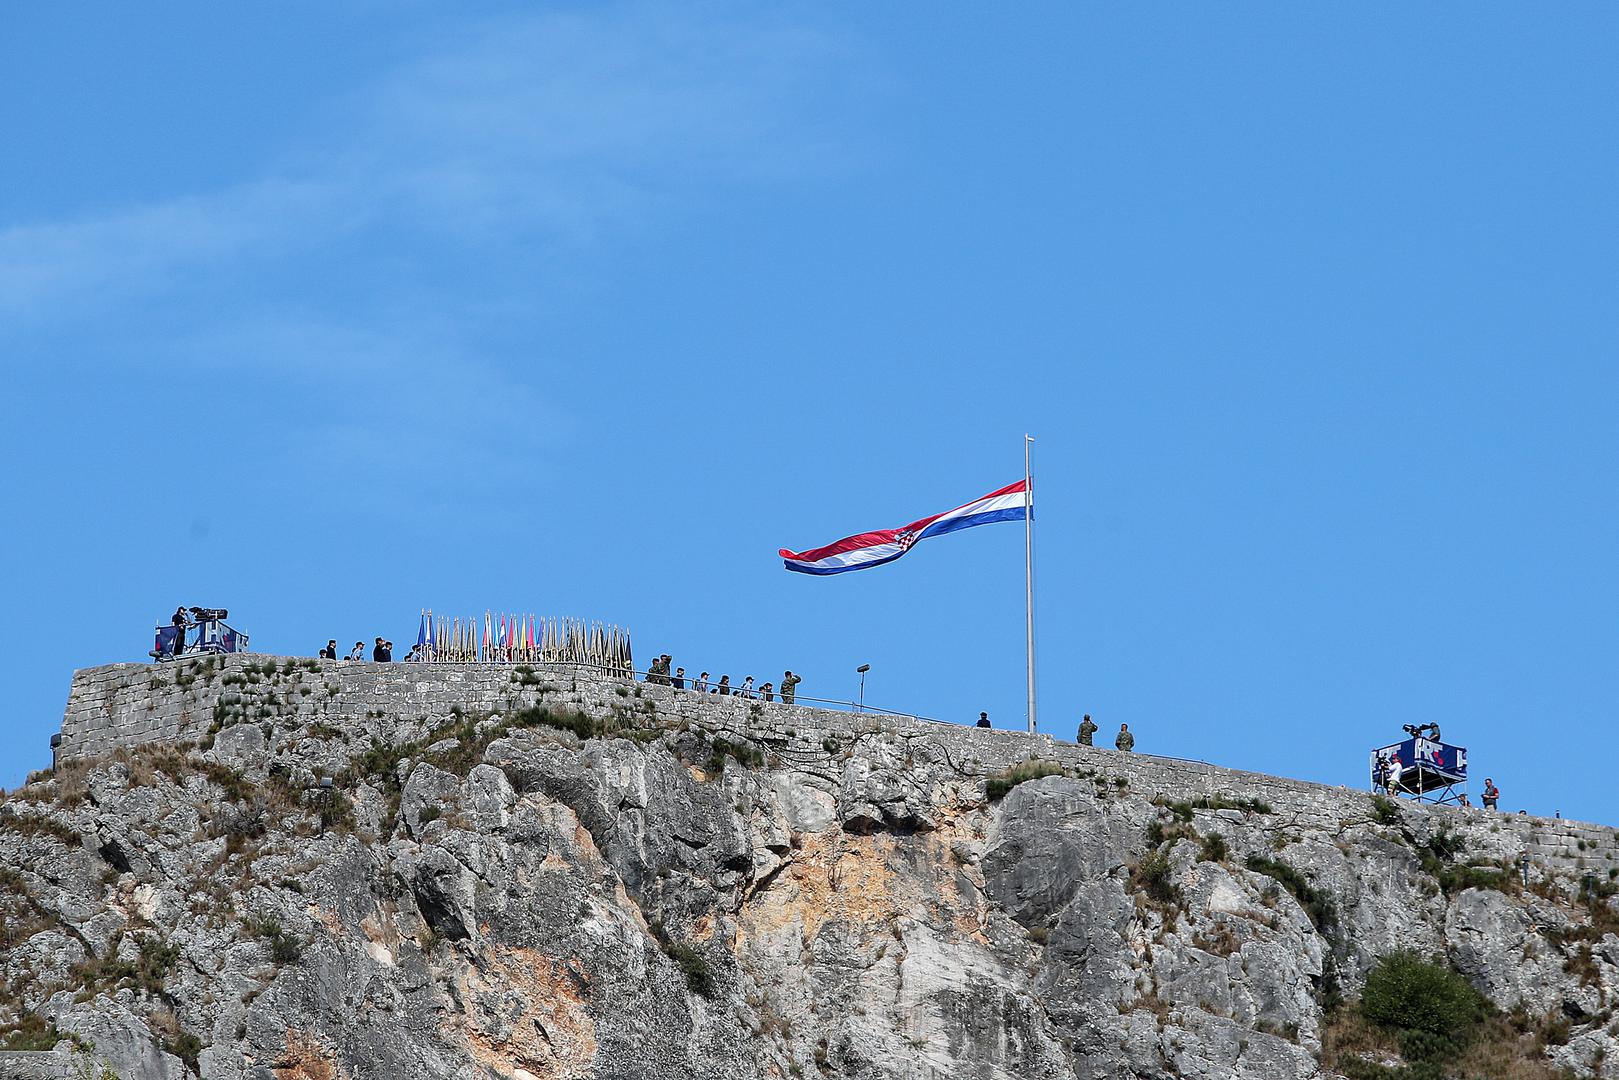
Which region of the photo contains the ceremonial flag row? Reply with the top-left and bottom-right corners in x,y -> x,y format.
412,610 -> 633,676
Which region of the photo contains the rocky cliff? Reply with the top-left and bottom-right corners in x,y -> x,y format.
2,656 -> 1616,1080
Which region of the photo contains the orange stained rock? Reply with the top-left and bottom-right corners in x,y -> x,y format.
738,820 -> 994,951
273,1032 -> 340,1080
457,946 -> 598,1080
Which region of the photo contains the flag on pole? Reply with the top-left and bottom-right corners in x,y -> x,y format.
778,479 -> 1031,575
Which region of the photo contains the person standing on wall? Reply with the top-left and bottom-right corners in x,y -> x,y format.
1115,724 -> 1134,752
1077,715 -> 1097,746
976,712 -> 991,729
781,670 -> 801,705
171,607 -> 189,657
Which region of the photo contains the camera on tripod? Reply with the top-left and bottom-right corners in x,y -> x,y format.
189,607 -> 229,622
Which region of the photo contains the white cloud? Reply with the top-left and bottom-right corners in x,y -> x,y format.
0,6 -> 864,485
0,7 -> 858,317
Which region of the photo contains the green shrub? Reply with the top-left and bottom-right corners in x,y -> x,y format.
1359,952 -> 1490,1066
707,737 -> 765,773
1145,819 -> 1196,849
509,706 -> 594,741
649,921 -> 716,997
1158,796 -> 1272,821
1370,795 -> 1402,825
71,932 -> 179,1000
1245,856 -> 1335,932
1422,830 -> 1466,862
417,805 -> 442,825
318,790 -> 355,834
0,1013 -> 65,1051
985,759 -> 1066,799
1199,834 -> 1229,864
248,912 -> 303,964
1428,859 -> 1510,896
1131,850 -> 1179,905
0,812 -> 82,847
664,941 -> 715,996
1414,831 -> 1512,896
165,1028 -> 203,1071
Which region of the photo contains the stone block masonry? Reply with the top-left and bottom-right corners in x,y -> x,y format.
53,654 -> 1619,880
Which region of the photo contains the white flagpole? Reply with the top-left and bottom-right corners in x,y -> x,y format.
1024,434 -> 1037,734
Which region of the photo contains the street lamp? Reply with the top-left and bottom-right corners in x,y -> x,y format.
856,664 -> 870,712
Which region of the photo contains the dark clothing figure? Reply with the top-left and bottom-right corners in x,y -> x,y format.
649,655 -> 672,686
976,712 -> 991,729
320,641 -> 337,660
171,608 -> 189,656
761,683 -> 773,702
780,671 -> 801,704
1077,716 -> 1097,746
1482,780 -> 1499,811
1115,725 -> 1134,752
716,676 -> 731,696
373,640 -> 386,662
673,668 -> 686,691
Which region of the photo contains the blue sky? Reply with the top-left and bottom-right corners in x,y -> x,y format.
2,4 -> 1615,822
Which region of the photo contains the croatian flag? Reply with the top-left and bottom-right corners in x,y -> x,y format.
779,479 -> 1031,576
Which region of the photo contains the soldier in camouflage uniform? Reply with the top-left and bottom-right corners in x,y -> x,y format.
1115,724 -> 1134,752
781,671 -> 802,704
1078,715 -> 1098,746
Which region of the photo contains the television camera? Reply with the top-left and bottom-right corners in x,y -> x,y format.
152,606 -> 249,660
1371,725 -> 1467,806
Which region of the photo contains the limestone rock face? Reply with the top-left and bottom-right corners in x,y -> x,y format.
4,662 -> 1619,1079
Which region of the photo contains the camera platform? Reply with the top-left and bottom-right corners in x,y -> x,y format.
1370,735 -> 1468,805
151,613 -> 250,661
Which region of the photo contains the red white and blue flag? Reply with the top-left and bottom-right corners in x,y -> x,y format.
779,479 -> 1031,576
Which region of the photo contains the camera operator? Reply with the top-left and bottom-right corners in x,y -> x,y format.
170,606 -> 189,657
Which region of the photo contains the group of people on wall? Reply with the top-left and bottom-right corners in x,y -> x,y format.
644,654 -> 803,704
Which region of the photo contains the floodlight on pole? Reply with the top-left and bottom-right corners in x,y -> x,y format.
856,664 -> 870,712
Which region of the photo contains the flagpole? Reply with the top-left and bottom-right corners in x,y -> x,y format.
1024,434 -> 1037,734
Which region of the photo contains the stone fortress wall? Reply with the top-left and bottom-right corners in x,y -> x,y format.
53,653 -> 1619,882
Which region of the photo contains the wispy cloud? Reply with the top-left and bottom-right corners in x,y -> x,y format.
0,7 -> 857,318
0,6 -> 864,485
